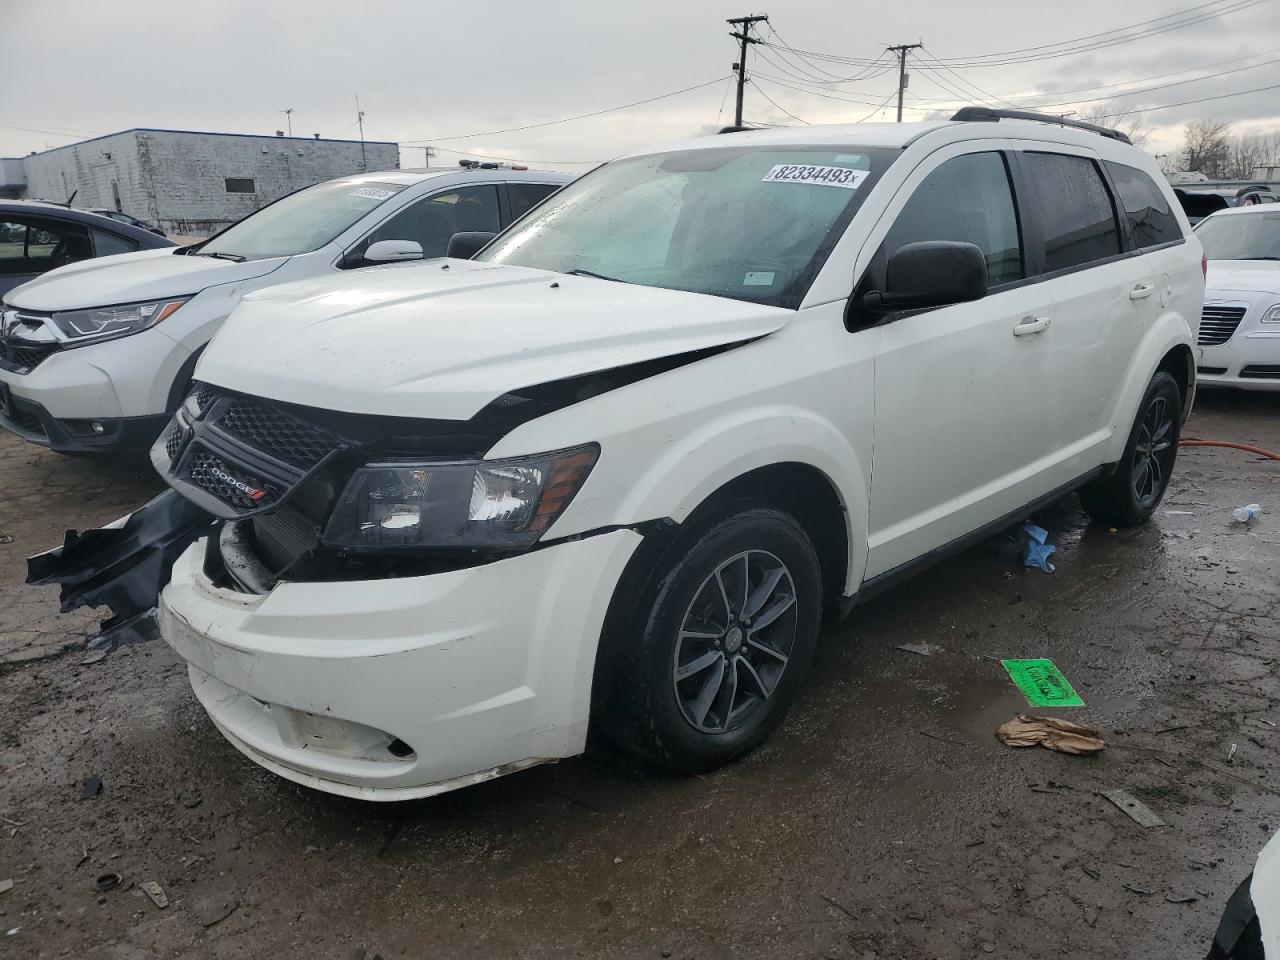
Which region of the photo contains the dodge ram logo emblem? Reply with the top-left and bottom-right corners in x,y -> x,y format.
211,465 -> 266,501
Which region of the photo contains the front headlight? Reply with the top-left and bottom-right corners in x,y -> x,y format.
1262,304 -> 1280,324
52,298 -> 188,345
322,444 -> 599,551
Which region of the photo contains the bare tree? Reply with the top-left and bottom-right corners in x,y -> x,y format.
1078,103 -> 1152,148
1181,119 -> 1233,177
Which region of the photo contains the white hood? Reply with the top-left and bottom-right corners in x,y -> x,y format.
197,260 -> 793,420
1205,260 -> 1280,298
4,247 -> 289,312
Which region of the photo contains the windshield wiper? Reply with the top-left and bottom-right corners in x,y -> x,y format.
1242,256 -> 1280,261
566,268 -> 627,283
194,251 -> 246,262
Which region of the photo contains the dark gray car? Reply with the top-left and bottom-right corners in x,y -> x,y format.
0,201 -> 173,297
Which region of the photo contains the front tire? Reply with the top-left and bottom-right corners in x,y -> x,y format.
1079,371 -> 1182,526
598,502 -> 823,774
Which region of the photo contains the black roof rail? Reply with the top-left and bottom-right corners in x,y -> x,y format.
950,107 -> 1132,145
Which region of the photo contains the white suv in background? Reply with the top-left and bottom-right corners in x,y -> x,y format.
0,166 -> 569,453
35,111 -> 1202,801
1194,205 -> 1280,391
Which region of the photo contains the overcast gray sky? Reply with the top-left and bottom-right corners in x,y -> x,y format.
3,0 -> 1279,170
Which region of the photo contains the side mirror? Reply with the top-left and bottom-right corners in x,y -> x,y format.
447,231 -> 497,260
365,239 -> 424,263
863,241 -> 988,317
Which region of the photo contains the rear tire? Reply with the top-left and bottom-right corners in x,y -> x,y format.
1079,371 -> 1182,526
597,501 -> 823,774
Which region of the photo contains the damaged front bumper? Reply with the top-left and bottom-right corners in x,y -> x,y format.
26,490 -> 216,648
157,526 -> 641,800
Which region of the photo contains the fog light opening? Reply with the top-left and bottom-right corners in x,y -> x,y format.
387,738 -> 415,759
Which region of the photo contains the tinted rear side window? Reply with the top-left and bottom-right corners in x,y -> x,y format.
1024,152 -> 1121,272
508,182 -> 560,221
1104,161 -> 1181,249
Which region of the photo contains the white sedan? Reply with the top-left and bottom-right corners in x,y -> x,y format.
1194,205 -> 1280,391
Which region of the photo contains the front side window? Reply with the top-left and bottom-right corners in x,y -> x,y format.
1104,161 -> 1181,249
879,151 -> 1023,286
1025,152 -> 1122,272
199,180 -> 408,261
1196,211 -> 1280,260
478,146 -> 897,309
366,185 -> 500,258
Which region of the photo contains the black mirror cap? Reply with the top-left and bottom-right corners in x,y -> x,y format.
863,240 -> 988,316
447,231 -> 498,260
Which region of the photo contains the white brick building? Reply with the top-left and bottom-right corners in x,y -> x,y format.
10,129 -> 399,235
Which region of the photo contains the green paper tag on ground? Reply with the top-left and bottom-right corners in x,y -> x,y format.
1001,659 -> 1085,707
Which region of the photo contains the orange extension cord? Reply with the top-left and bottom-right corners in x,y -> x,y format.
1180,439 -> 1280,461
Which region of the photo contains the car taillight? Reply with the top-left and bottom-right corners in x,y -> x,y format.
1202,254 -> 1208,278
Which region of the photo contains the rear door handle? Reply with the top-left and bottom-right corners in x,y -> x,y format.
1129,283 -> 1155,300
1013,316 -> 1051,337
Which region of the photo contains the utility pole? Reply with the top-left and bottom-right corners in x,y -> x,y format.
276,108 -> 294,137
887,43 -> 923,122
355,93 -> 367,171
727,13 -> 768,128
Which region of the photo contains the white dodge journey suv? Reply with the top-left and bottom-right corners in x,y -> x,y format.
32,110 -> 1203,800
0,166 -> 568,453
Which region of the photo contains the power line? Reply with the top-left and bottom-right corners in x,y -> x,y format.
758,0 -> 1263,69
762,23 -> 893,83
1098,77 -> 1280,118
917,46 -> 1021,109
933,0 -> 1254,64
748,79 -> 812,124
854,90 -> 901,124
753,74 -> 900,107
401,77 -> 730,144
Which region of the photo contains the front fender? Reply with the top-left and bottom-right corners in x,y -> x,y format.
494,400 -> 871,595
1103,311 -> 1195,464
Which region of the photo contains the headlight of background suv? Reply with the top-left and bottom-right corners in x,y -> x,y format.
51,298 -> 188,346
1262,304 -> 1280,323
322,444 -> 599,550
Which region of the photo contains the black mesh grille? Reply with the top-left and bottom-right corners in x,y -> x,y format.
163,422 -> 186,462
0,340 -> 58,372
219,396 -> 340,467
188,451 -> 282,511
192,382 -> 218,412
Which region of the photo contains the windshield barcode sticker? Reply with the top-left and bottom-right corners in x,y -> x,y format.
762,164 -> 869,189
350,187 -> 395,201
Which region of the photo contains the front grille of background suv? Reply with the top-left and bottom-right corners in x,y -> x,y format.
1198,304 -> 1248,346
0,311 -> 60,373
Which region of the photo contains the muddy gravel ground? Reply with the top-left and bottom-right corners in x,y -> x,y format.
1,390 -> 1278,960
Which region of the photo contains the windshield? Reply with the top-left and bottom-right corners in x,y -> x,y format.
1196,212 -> 1280,260
477,145 -> 896,308
199,180 -> 407,261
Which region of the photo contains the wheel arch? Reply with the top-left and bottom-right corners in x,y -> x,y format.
1103,317 -> 1196,464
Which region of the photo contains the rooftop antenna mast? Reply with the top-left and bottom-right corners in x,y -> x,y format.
276,108 -> 295,136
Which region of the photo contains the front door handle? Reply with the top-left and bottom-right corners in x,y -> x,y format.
1129,283 -> 1155,300
1013,316 -> 1051,337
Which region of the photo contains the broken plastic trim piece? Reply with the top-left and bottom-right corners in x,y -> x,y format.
26,490 -> 217,651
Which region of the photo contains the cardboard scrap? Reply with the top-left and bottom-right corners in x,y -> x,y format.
1101,788 -> 1166,828
997,714 -> 1105,755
